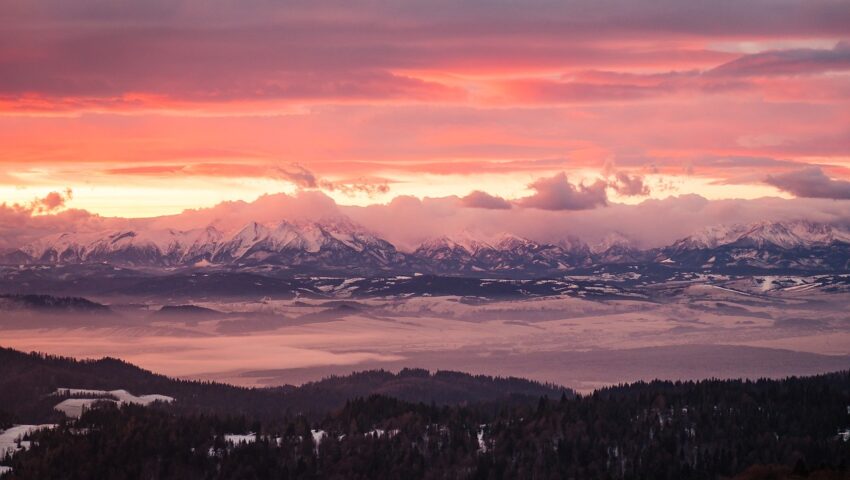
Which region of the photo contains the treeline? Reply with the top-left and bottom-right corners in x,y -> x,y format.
0,294 -> 112,313
0,347 -> 571,423
4,372 -> 850,479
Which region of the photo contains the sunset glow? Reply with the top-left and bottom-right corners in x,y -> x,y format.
1,0 -> 848,219
3,5 -> 850,477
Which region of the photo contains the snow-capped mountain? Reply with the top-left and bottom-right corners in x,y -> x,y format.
482,234 -> 590,272
590,232 -> 646,264
11,217 -> 405,272
211,218 -> 405,270
4,219 -> 850,275
660,221 -> 850,271
412,235 -> 485,272
20,227 -> 225,266
669,221 -> 850,252
413,233 -> 593,274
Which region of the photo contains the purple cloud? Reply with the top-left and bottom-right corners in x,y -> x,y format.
765,167 -> 850,199
610,173 -> 650,196
518,173 -> 608,210
460,191 -> 513,209
711,42 -> 850,77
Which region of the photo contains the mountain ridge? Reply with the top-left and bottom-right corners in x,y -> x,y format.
4,219 -> 850,275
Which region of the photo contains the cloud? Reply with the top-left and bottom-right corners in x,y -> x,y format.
347,193 -> 850,251
518,173 -> 608,210
765,167 -> 850,199
0,208 -> 111,251
145,190 -> 343,232
493,42 -> 850,105
105,161 -> 390,197
317,177 -> 391,197
459,191 -> 512,209
2,1 -> 849,111
30,189 -> 73,213
710,42 -> 850,77
271,164 -> 318,189
1,188 -> 76,217
4,189 -> 850,252
609,173 -> 650,196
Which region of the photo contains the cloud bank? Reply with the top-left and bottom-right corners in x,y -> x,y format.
460,191 -> 513,210
4,189 -> 850,252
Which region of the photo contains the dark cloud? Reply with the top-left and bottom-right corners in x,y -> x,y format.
502,42 -> 850,104
711,42 -> 850,77
106,161 -> 391,197
2,1 -> 849,104
275,165 -> 391,197
610,173 -> 650,196
460,191 -> 513,210
765,167 -> 850,199
272,164 -> 319,189
518,173 -> 608,210
318,178 -> 391,197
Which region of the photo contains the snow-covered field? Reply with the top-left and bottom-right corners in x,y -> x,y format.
2,277 -> 849,392
0,424 -> 56,458
53,389 -> 175,418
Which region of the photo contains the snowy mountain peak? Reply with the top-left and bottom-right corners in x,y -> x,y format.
675,220 -> 850,251
557,236 -> 590,253
312,215 -> 365,234
591,232 -> 635,254
493,233 -> 536,251
8,218 -> 850,274
417,234 -> 492,255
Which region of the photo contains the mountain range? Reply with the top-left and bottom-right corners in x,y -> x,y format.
3,218 -> 850,275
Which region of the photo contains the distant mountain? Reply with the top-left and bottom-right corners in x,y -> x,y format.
211,218 -> 406,272
153,305 -> 228,319
412,234 -> 590,275
0,294 -> 112,315
590,232 -> 647,264
659,220 -> 850,271
20,227 -> 224,266
3,219 -> 850,275
7,217 -> 407,274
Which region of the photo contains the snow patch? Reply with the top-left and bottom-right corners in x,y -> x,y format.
53,388 -> 174,418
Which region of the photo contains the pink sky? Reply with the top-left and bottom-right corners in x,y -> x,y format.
1,0 -> 849,221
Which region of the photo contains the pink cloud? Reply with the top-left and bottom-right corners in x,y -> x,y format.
765,167 -> 850,199
459,191 -> 513,210
0,0 -> 848,209
710,42 -> 850,77
4,189 -> 850,253
32,189 -> 73,213
610,173 -> 650,196
518,173 -> 608,211
1,1 -> 848,108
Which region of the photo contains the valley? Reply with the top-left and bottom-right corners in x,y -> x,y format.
2,271 -> 848,394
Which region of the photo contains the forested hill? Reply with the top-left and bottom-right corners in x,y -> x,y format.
3,371 -> 850,479
0,346 -> 572,422
0,294 -> 112,314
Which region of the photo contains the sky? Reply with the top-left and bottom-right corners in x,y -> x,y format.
1,0 -> 850,243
